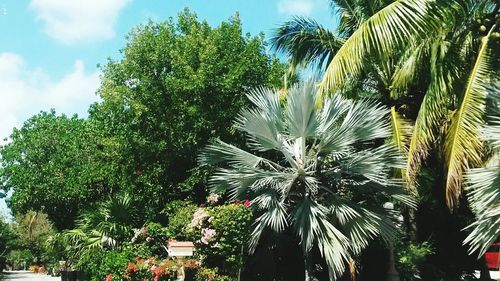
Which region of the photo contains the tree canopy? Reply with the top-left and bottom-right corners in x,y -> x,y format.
88,9 -> 286,220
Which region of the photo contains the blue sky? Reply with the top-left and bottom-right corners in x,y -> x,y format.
0,0 -> 335,218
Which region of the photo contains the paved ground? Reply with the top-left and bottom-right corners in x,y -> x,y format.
2,271 -> 59,281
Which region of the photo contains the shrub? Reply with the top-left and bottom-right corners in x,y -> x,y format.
396,241 -> 433,281
82,248 -> 135,281
163,201 -> 197,241
189,202 -> 252,276
194,267 -> 232,281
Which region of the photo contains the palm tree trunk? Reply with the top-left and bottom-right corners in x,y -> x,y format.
304,254 -> 316,281
478,256 -> 491,280
386,243 -> 400,281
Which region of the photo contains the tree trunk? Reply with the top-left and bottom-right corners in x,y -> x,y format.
386,244 -> 400,281
479,256 -> 492,280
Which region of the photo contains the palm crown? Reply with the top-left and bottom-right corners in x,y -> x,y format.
273,0 -> 500,209
199,81 -> 414,279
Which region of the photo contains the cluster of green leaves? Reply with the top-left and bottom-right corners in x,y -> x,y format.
82,248 -> 135,281
0,217 -> 15,269
194,267 -> 232,281
195,204 -> 253,275
396,241 -> 434,281
162,201 -> 198,241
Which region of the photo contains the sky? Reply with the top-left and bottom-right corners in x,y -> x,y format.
0,0 -> 335,219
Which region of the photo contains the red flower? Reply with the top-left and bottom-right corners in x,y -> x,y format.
243,200 -> 251,207
105,274 -> 113,281
126,262 -> 138,274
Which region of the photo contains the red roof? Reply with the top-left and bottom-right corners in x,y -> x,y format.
167,240 -> 195,248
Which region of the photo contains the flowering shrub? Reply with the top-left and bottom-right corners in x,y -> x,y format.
163,201 -> 198,241
123,257 -> 177,281
189,202 -> 252,276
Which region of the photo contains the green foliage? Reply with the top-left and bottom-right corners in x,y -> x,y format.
64,193 -> 138,266
83,248 -> 135,281
88,8 -> 287,221
0,111 -> 122,230
396,241 -> 433,281
163,201 -> 197,241
6,249 -> 33,269
10,211 -> 56,265
194,267 -> 232,281
0,216 -> 14,269
192,203 -> 252,276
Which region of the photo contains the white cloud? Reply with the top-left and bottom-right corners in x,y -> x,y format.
277,0 -> 313,16
0,53 -> 100,142
29,0 -> 131,44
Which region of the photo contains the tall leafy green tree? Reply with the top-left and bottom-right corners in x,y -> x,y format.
200,81 -> 414,279
89,9 -> 286,220
11,211 -> 55,265
0,111 -> 119,230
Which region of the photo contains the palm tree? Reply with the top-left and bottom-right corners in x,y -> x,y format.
65,193 -> 136,264
274,0 -> 500,209
199,81 -> 414,279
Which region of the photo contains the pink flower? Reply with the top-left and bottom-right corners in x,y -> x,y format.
200,228 -> 217,244
189,208 -> 209,228
243,200 -> 251,207
206,193 -> 220,204
105,274 -> 113,281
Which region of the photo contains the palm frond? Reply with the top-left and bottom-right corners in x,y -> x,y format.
444,26 -> 496,208
390,107 -> 412,155
284,80 -> 320,139
271,17 -> 344,69
339,144 -> 404,185
292,198 -> 350,279
463,166 -> 500,256
319,0 -> 464,94
405,43 -> 457,185
318,98 -> 390,153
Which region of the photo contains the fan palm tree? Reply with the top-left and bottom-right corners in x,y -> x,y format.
199,81 -> 414,279
65,193 -> 136,262
273,0 -> 500,208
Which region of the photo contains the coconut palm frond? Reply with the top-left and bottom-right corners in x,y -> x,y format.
271,17 -> 345,69
444,26 -> 497,208
319,0 -> 464,94
390,107 -> 413,156
390,39 -> 430,98
405,50 -> 457,185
